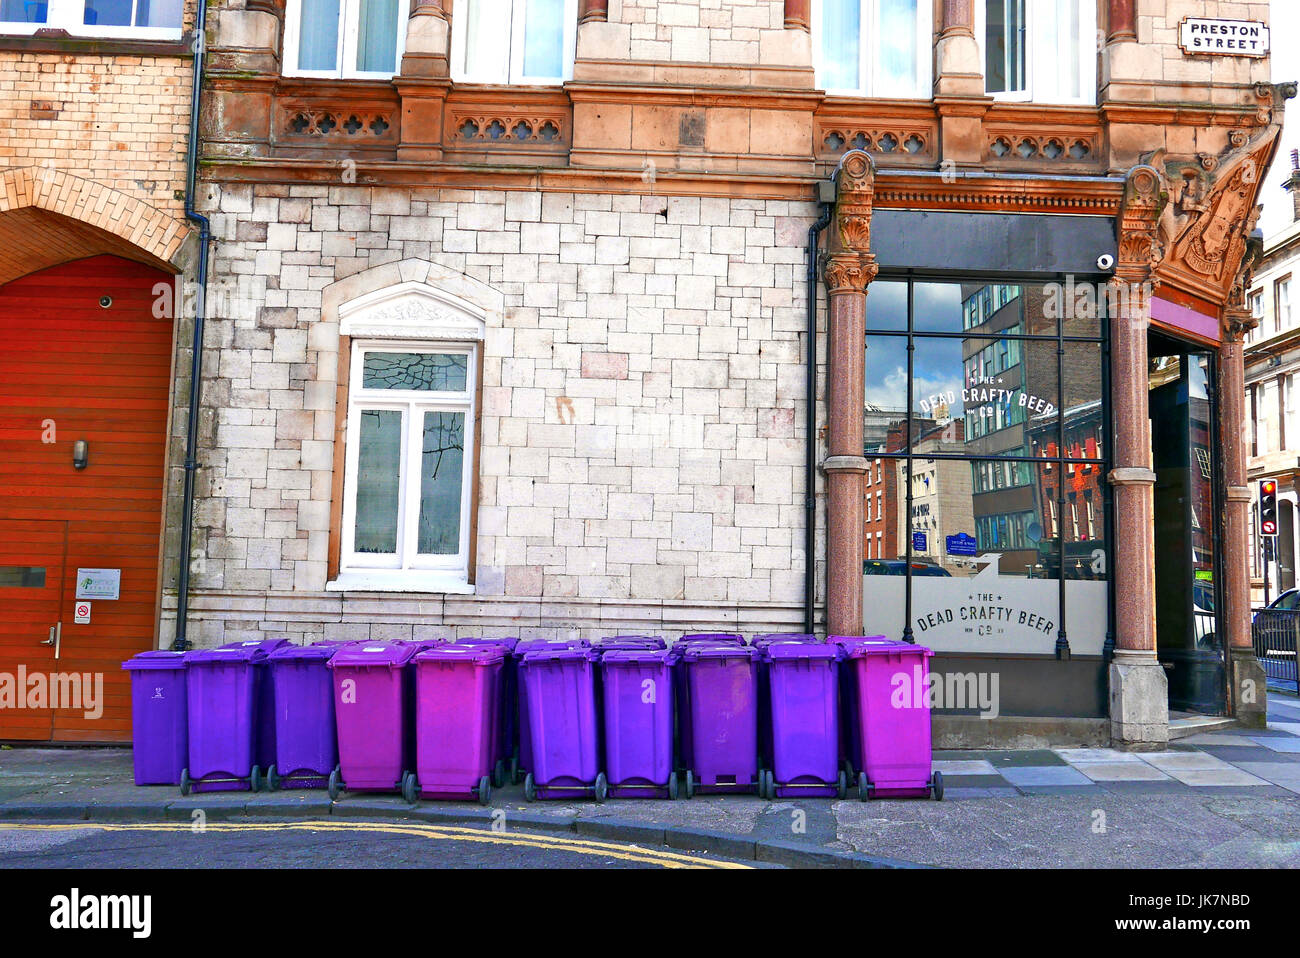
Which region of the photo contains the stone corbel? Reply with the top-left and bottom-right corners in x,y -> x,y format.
823,150 -> 879,294
1115,164 -> 1167,284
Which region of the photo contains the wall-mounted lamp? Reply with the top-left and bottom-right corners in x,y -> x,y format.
72,440 -> 88,470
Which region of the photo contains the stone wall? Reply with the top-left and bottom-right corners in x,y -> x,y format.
166,182 -> 827,645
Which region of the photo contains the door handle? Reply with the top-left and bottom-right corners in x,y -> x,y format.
40,622 -> 62,660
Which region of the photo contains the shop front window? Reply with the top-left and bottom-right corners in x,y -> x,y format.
861,278 -> 1109,655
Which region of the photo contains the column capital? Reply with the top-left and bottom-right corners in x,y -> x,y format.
823,253 -> 877,294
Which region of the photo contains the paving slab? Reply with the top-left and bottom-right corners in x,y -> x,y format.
1053,748 -> 1147,764
933,760 -> 998,775
1073,762 -> 1172,782
999,766 -> 1093,786
1140,751 -> 1236,771
1160,768 -> 1271,787
1250,735 -> 1300,752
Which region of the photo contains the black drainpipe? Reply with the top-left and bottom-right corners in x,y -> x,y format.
172,1 -> 211,652
805,199 -> 834,635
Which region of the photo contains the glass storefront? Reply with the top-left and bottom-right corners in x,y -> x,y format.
860,278 -> 1110,657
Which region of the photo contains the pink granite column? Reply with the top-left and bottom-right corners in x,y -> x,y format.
824,255 -> 874,636
1220,319 -> 1251,652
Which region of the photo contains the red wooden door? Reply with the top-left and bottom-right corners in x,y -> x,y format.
0,520 -> 66,740
0,255 -> 173,743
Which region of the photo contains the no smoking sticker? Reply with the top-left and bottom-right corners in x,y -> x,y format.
74,602 -> 91,624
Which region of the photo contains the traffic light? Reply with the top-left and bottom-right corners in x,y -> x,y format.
1260,478 -> 1278,537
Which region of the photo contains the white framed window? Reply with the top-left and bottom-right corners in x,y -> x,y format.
977,0 -> 1096,105
340,343 -> 476,590
284,0 -> 407,79
451,0 -> 578,85
0,0 -> 181,38
813,0 -> 933,98
1277,277 -> 1292,333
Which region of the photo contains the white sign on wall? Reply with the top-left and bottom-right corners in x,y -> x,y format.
1179,18 -> 1270,57
75,569 -> 120,600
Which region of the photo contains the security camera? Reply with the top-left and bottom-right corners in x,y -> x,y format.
99,295 -> 112,308
1096,253 -> 1115,272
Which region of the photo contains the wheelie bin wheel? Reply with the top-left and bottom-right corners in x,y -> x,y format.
179,768 -> 191,797
493,758 -> 506,789
837,770 -> 848,800
594,772 -> 608,803
477,774 -> 492,807
858,771 -> 871,802
401,771 -> 418,804
523,772 -> 536,802
931,770 -> 944,802
684,769 -> 695,800
509,756 -> 520,786
250,765 -> 262,792
266,764 -> 279,791
667,770 -> 679,801
328,766 -> 341,801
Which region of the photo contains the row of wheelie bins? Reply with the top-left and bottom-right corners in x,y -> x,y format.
122,632 -> 940,804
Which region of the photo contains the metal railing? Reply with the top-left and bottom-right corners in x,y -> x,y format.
1252,606 -> 1300,693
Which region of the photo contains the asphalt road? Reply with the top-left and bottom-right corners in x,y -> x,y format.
0,820 -> 763,869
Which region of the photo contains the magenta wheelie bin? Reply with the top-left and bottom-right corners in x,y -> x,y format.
847,639 -> 942,800
220,638 -> 291,774
762,642 -> 846,799
412,644 -> 505,804
514,638 -> 590,784
829,635 -> 893,783
456,637 -> 518,786
181,645 -> 266,794
519,646 -> 606,801
680,643 -> 761,796
327,641 -> 419,800
601,648 -> 678,799
122,650 -> 188,786
265,643 -> 338,790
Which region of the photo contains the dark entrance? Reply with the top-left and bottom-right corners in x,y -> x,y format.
1148,331 -> 1227,714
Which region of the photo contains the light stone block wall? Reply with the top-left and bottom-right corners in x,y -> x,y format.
163,183 -> 828,645
1109,0 -> 1272,89
605,0 -> 794,65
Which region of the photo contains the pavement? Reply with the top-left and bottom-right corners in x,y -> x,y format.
3,694 -> 1300,869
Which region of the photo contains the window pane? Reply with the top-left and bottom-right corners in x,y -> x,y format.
862,457 -> 908,639
363,352 -> 469,392
0,566 -> 46,588
136,0 -> 181,26
522,0 -> 565,78
464,0 -> 512,80
913,281 -> 966,333
298,0 -> 341,71
864,335 -> 909,452
876,0 -> 919,97
1042,0 -> 1082,100
1,0 -> 46,21
865,280 -> 907,332
418,412 -> 466,555
1061,343 -> 1104,459
985,0 -> 1025,94
820,0 -> 861,90
355,0 -> 399,73
354,409 -> 402,555
85,0 -> 132,26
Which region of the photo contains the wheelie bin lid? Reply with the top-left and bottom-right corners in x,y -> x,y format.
327,642 -> 419,669
220,639 -> 291,654
763,642 -> 841,663
268,644 -> 338,663
675,633 -> 745,646
415,644 -> 506,665
846,639 -> 932,658
681,643 -> 760,662
599,635 -> 666,650
751,632 -> 817,647
513,638 -> 590,656
457,636 -> 519,651
600,648 -> 677,666
829,634 -> 892,646
122,650 -> 188,671
185,646 -> 266,665
519,647 -> 599,665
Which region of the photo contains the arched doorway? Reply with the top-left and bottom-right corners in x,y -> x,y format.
0,255 -> 177,742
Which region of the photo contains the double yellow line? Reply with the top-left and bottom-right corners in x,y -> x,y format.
0,820 -> 751,869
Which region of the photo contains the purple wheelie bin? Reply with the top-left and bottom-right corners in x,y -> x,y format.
601,647 -> 678,799
412,644 -> 505,804
181,645 -> 266,794
829,635 -> 893,782
762,642 -> 846,798
122,651 -> 188,786
456,637 -> 518,787
672,633 -> 745,774
750,633 -> 817,772
327,641 -> 419,800
265,644 -> 338,790
514,638 -> 590,783
519,646 -> 606,801
680,643 -> 761,796
846,639 -> 942,800
220,638 -> 291,774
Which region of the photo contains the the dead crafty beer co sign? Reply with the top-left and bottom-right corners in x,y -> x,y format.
1179,17 -> 1269,57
